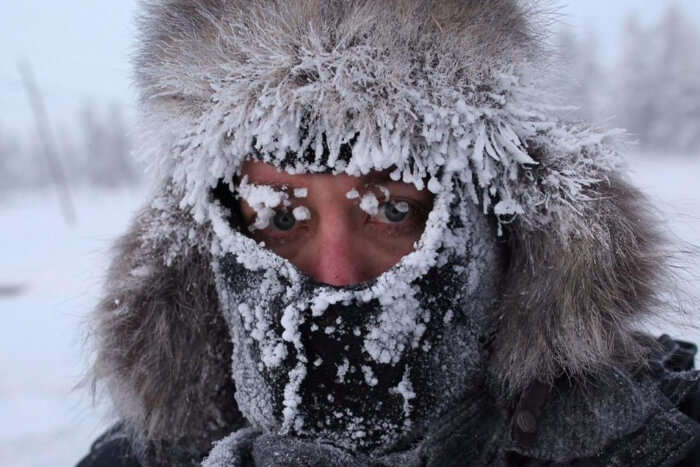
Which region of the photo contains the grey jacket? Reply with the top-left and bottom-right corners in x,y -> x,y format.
78,335 -> 699,466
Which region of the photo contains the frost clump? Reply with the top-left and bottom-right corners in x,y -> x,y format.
362,284 -> 428,365
359,193 -> 379,216
376,185 -> 390,201
237,176 -> 290,231
282,362 -> 307,433
292,206 -> 311,221
390,370 -> 416,419
336,358 -> 350,383
361,365 -> 378,387
293,187 -> 308,198
345,188 -> 360,200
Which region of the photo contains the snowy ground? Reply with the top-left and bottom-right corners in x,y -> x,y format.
0,186 -> 145,467
1,154 -> 699,466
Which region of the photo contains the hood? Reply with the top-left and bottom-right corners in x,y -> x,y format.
88,0 -> 671,455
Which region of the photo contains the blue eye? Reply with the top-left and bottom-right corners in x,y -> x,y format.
379,201 -> 410,223
272,210 -> 296,231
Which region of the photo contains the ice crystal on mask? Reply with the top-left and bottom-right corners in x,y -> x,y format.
390,369 -> 416,420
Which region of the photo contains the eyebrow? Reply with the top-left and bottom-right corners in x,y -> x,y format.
358,170 -> 395,184
241,169 -> 397,188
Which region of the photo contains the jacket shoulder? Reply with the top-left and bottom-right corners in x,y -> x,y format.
503,335 -> 700,466
673,337 -> 700,466
75,425 -> 141,467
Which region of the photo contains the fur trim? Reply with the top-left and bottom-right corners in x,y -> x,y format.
88,197 -> 245,453
131,0 -> 600,236
491,175 -> 670,396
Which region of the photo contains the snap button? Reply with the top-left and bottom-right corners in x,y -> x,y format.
515,410 -> 537,434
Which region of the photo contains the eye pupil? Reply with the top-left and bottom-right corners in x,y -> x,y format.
384,202 -> 409,222
273,211 -> 296,230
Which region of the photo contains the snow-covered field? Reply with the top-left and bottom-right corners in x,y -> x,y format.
1,154 -> 699,466
0,186 -> 145,466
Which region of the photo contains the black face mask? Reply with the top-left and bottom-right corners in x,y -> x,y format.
211,184 -> 503,454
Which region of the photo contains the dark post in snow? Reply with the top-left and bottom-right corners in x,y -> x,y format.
18,60 -> 76,225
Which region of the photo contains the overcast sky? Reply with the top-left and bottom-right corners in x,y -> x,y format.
2,0 -> 699,133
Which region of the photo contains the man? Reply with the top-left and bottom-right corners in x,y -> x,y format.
78,1 -> 700,465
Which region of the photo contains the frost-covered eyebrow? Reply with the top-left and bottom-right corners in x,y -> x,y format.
241,169 -> 421,192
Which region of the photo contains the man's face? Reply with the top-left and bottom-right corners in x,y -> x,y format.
238,161 -> 433,286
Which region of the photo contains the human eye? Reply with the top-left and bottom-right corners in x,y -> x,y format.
368,199 -> 429,239
252,205 -> 311,247
270,209 -> 297,231
374,200 -> 411,224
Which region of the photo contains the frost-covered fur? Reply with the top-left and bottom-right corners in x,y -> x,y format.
491,175 -> 669,395
89,0 -> 674,453
89,199 -> 245,457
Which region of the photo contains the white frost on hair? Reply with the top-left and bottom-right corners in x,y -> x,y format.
427,177 -> 442,194
359,193 -> 379,216
138,2 -> 624,246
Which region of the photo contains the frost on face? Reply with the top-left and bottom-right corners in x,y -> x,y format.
345,188 -> 360,200
210,165 -> 500,454
376,185 -> 391,201
292,206 -> 311,221
359,193 -> 379,216
210,156 -> 504,449
236,176 -> 291,231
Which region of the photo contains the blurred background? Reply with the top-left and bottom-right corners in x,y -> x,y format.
1,1 -> 699,465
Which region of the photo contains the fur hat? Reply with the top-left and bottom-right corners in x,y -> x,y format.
88,0 -> 670,453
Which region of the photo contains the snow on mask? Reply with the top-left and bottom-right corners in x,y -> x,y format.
209,166 -> 503,454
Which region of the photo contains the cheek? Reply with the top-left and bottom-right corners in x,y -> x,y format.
361,230 -> 421,275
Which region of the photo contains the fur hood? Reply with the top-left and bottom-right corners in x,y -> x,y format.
89,0 -> 673,454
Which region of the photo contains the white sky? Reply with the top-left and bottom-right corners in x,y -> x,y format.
1,0 -> 699,133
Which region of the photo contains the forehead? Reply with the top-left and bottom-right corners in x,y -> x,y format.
240,160 -> 414,191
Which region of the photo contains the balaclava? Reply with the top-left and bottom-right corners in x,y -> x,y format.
209,153 -> 503,452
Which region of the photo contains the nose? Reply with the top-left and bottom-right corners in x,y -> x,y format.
307,214 -> 369,286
